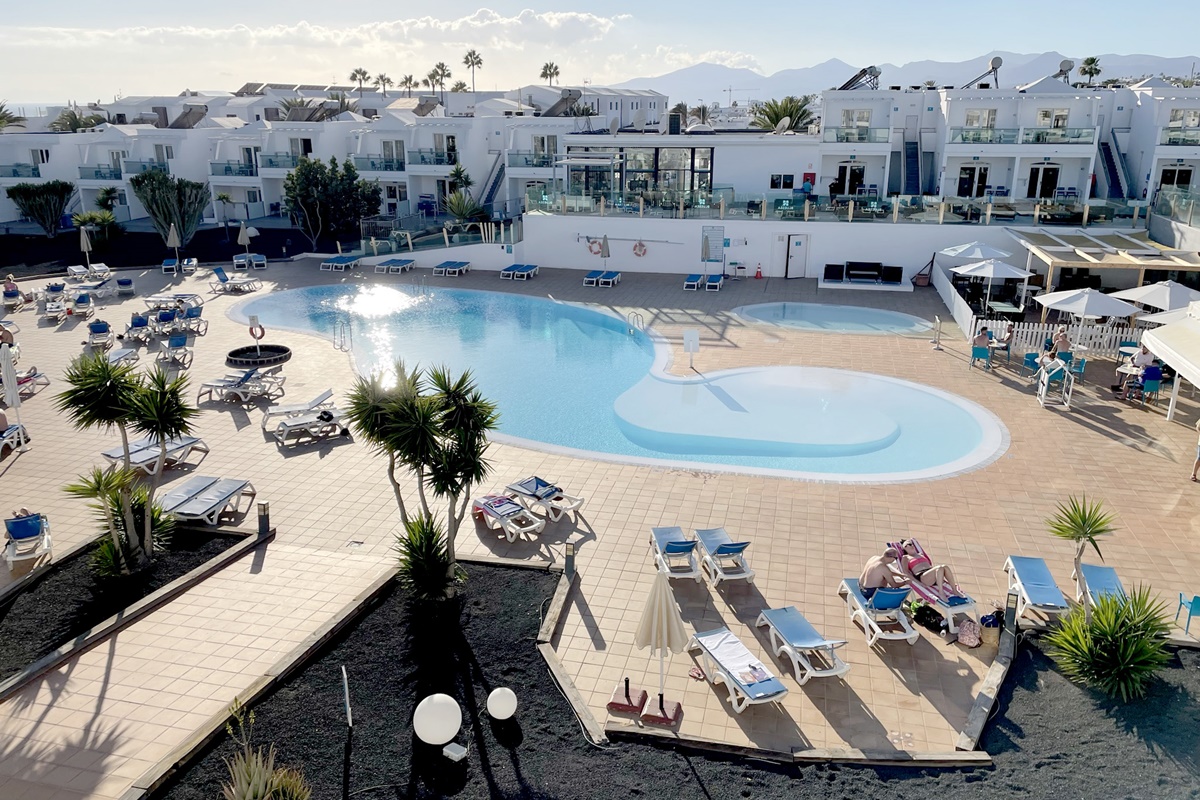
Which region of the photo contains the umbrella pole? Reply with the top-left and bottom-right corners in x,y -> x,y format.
659,652 -> 666,715
13,406 -> 27,452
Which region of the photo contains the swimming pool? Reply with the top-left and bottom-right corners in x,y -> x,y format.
733,302 -> 932,335
236,286 -> 1006,482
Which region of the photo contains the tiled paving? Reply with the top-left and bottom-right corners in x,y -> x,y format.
2,259 -> 1199,797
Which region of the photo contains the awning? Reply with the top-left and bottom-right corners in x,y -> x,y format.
1143,315 -> 1200,389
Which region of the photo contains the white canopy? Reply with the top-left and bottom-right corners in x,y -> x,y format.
1034,287 -> 1140,319
950,259 -> 1032,280
1109,280 -> 1200,312
1142,303 -> 1200,420
1139,307 -> 1189,326
939,241 -> 1012,260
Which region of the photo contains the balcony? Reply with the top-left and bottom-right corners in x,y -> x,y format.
822,127 -> 890,144
948,127 -> 1019,145
1020,127 -> 1096,145
79,165 -> 122,180
351,155 -> 405,172
210,161 -> 259,177
260,153 -> 300,169
0,164 -> 39,178
409,149 -> 458,166
1161,128 -> 1200,146
123,160 -> 170,175
508,151 -> 555,168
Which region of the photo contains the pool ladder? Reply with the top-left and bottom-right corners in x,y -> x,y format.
410,276 -> 429,296
626,312 -> 644,335
334,318 -> 352,352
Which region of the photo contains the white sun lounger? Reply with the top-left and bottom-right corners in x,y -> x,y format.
839,578 -> 918,646
683,274 -> 702,291
1,424 -> 30,455
198,367 -> 285,403
888,539 -> 977,634
688,628 -> 789,713
471,494 -> 545,542
4,513 -> 51,570
649,526 -> 702,582
1004,555 -> 1070,620
210,267 -> 261,293
101,435 -> 210,474
158,475 -> 257,525
271,408 -> 348,445
755,606 -> 850,684
504,475 -> 583,521
89,263 -> 112,279
66,265 -> 89,281
260,389 -> 335,431
694,527 -> 754,586
1074,562 -> 1127,604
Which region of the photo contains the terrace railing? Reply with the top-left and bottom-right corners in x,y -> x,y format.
508,151 -> 556,168
79,165 -> 121,180
0,164 -> 39,178
1160,128 -> 1200,146
259,153 -> 300,169
209,161 -> 258,177
409,149 -> 458,166
821,127 -> 891,144
1020,127 -> 1096,145
123,160 -> 169,175
351,155 -> 405,172
948,127 -> 1019,144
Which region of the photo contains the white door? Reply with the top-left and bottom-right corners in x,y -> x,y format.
769,233 -> 789,278
786,233 -> 809,279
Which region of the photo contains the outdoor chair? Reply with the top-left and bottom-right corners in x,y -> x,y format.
471,494 -> 545,542
1176,593 -> 1200,635
755,607 -> 850,685
4,513 -> 51,570
1073,563 -> 1126,604
505,475 -> 583,522
3,289 -> 24,312
157,333 -> 193,368
838,579 -> 917,646
1004,555 -> 1070,620
969,345 -> 991,371
181,305 -> 208,336
1022,352 -> 1040,375
687,627 -> 789,713
1069,357 -> 1087,384
695,527 -> 754,587
649,526 -> 702,582
87,320 -> 114,350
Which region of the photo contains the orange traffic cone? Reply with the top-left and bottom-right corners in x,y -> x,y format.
754,263 -> 763,279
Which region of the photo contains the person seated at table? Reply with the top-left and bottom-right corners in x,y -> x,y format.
858,547 -> 908,600
897,539 -> 964,601
971,326 -> 991,348
1111,344 -> 1155,392
1124,364 -> 1162,402
1049,326 -> 1071,355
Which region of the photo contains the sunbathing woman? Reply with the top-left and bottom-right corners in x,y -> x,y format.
898,539 -> 964,601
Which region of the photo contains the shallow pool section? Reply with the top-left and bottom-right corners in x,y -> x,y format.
236,286 -> 1006,482
734,302 -> 933,335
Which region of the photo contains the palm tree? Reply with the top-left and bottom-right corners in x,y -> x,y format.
399,75 -> 417,98
373,73 -> 393,97
669,101 -> 688,119
0,102 -> 26,130
450,81 -> 469,93
540,62 -> 560,86
433,62 -> 452,102
750,95 -> 816,132
689,105 -> 711,124
448,163 -> 473,194
349,67 -> 371,97
50,108 -> 106,132
463,49 -> 483,92
64,466 -> 139,574
1048,496 -> 1117,625
323,92 -> 359,120
1079,57 -> 1102,87
215,192 -> 232,240
566,103 -> 596,117
278,97 -> 319,121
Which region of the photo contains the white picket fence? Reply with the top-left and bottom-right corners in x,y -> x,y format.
972,318 -> 1143,360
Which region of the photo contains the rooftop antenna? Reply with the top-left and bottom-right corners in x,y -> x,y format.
961,56 -> 1003,89
1053,59 -> 1075,84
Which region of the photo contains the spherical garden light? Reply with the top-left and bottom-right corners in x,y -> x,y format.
486,688 -> 518,720
413,694 -> 461,745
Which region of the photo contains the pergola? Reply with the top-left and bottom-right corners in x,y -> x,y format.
1005,228 -> 1200,322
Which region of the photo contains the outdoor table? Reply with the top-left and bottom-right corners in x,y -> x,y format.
1116,364 -> 1142,376
987,301 -> 1022,316
1118,346 -> 1139,357
107,348 -> 139,366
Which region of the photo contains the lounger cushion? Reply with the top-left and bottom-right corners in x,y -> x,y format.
5,515 -> 44,541
759,607 -> 845,650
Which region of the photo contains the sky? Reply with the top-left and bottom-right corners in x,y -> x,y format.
3,1 -> 1198,109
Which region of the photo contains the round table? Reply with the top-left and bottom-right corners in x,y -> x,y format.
1118,346 -> 1139,357
1116,364 -> 1142,376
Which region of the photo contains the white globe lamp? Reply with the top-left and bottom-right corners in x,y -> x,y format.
486,688 -> 518,720
413,694 -> 461,745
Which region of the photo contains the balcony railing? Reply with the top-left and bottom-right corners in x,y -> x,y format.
260,153 -> 300,169
210,161 -> 259,177
1161,128 -> 1200,146
79,165 -> 121,180
508,151 -> 555,168
948,127 -> 1020,145
822,127 -> 890,144
0,164 -> 39,178
123,160 -> 169,175
409,149 -> 458,166
1020,127 -> 1096,144
351,155 -> 405,172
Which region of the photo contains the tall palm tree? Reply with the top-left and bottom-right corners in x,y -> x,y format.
450,81 -> 468,93
0,102 -> 26,130
463,49 -> 483,92
540,62 -> 560,86
448,163 -> 473,194
399,75 -> 417,98
373,73 -> 393,97
689,105 -> 711,124
750,95 -> 816,132
670,101 -> 688,119
349,67 -> 371,97
433,62 -> 452,102
1048,496 -> 1117,625
64,466 -> 139,574
1079,57 -> 1102,87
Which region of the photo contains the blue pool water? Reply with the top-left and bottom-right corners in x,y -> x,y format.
236,286 -> 1006,482
734,302 -> 932,335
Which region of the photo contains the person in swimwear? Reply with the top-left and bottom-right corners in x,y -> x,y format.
897,538 -> 963,601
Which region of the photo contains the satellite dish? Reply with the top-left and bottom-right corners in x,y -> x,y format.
989,56 -> 1003,70
774,116 -> 791,134
609,118 -> 620,135
632,108 -> 647,130
1060,59 -> 1074,72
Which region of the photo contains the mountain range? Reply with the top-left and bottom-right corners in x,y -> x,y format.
613,52 -> 1200,104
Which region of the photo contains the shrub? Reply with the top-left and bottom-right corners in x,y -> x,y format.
221,745 -> 276,800
90,487 -> 175,577
395,514 -> 464,601
272,767 -> 312,800
1046,586 -> 1171,701
6,180 -> 75,237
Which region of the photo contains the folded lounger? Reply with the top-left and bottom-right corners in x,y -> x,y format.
694,527 -> 754,586
320,255 -> 360,271
89,263 -> 112,279
688,627 -> 789,713
376,258 -> 415,274
1074,562 -> 1126,604
649,526 -> 702,582
87,320 -> 115,350
838,578 -> 917,646
471,494 -> 546,542
705,274 -> 724,292
598,271 -> 622,287
66,265 -> 89,280
755,606 -> 850,684
499,264 -> 522,280
888,539 -> 977,634
515,264 -> 538,280
583,270 -> 603,287
101,435 -> 210,474
158,475 -> 257,525
505,475 -> 583,522
260,389 -> 335,431
4,513 -> 51,570
271,408 -> 348,446
162,258 -> 179,274
1004,555 -> 1070,620
683,274 -> 702,291
1,424 -> 30,455
210,267 -> 261,293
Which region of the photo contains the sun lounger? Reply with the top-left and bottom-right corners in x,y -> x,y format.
101,435 -> 210,474
197,367 -> 278,403
210,267 -> 261,293
89,263 -> 112,279
71,293 -> 94,319
181,305 -> 208,336
471,494 -> 546,542
66,265 -> 89,281
376,258 -> 415,274
694,527 -> 754,586
182,257 -> 199,273
598,271 -> 621,287
42,283 -> 65,303
888,539 -> 977,634
683,274 -> 702,291
432,261 -> 469,277
705,274 -> 724,292
583,270 -> 603,286
260,389 -> 335,430
687,628 -> 789,713
162,258 -> 179,274
649,526 -> 702,582
1004,555 -> 1070,620
71,279 -> 113,300
271,408 -> 348,445
116,278 -> 135,296
321,255 -> 361,271
158,475 -> 257,525
514,264 -> 538,280
232,254 -> 250,270
4,513 -> 51,570
145,293 -> 203,311
107,348 -> 139,367
150,309 -> 180,336
157,333 -> 193,368
3,366 -> 50,397
505,475 -> 583,521
499,264 -> 521,280
1,424 -> 30,454
3,290 -> 24,311
43,301 -> 68,323
755,606 -> 850,684
1074,562 -> 1126,604
838,578 -> 917,646
87,320 -> 115,350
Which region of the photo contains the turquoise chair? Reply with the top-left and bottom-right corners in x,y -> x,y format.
1069,357 -> 1086,384
969,346 -> 991,371
1022,352 -> 1040,375
1139,377 -> 1162,406
1177,593 -> 1200,635
1057,351 -> 1073,365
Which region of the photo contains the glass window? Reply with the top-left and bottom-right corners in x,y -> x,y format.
694,148 -> 712,170
624,148 -> 655,170
1168,109 -> 1200,128
30,149 -> 50,164
964,109 -> 997,128
659,148 -> 690,170
1036,108 -> 1069,128
770,174 -> 794,190
841,109 -> 871,128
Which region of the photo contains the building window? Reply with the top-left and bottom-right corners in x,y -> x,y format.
289,138 -> 313,157
247,189 -> 261,204
770,174 -> 794,190
362,108 -> 378,118
114,113 -> 127,125
116,190 -> 127,206
1036,108 -> 1069,129
263,107 -> 280,122
964,109 -> 997,128
841,109 -> 871,128
1168,109 -> 1200,128
154,144 -> 174,162
30,149 -> 50,165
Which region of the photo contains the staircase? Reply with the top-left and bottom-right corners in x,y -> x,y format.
483,162 -> 506,208
1098,141 -> 1126,200
902,141 -> 920,195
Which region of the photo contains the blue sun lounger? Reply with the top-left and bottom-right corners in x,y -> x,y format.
433,261 -> 470,276
583,270 -> 603,286
688,627 -> 789,713
159,475 -> 257,525
839,578 -> 917,646
500,264 -> 522,280
755,606 -> 850,684
599,270 -> 621,287
375,258 -> 415,275
705,274 -> 724,292
695,527 -> 754,586
1004,555 -> 1070,620
649,526 -> 702,582
683,274 -> 702,291
320,255 -> 360,271
1074,562 -> 1126,604
514,264 -> 538,280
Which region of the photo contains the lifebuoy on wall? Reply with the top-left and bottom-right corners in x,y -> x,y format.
249,324 -> 266,340
588,239 -> 603,255
632,240 -> 647,257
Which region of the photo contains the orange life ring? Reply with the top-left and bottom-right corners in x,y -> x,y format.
588,239 -> 603,255
249,325 -> 265,340
632,241 -> 647,257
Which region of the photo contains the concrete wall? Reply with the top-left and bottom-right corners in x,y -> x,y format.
1150,214 -> 1200,251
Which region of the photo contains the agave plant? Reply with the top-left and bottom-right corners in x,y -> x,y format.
222,744 -> 276,800
443,190 -> 485,223
271,767 -> 312,800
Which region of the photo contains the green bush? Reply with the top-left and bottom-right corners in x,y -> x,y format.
395,514 -> 464,601
271,767 -> 312,800
1046,586 -> 1171,701
91,487 -> 175,577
